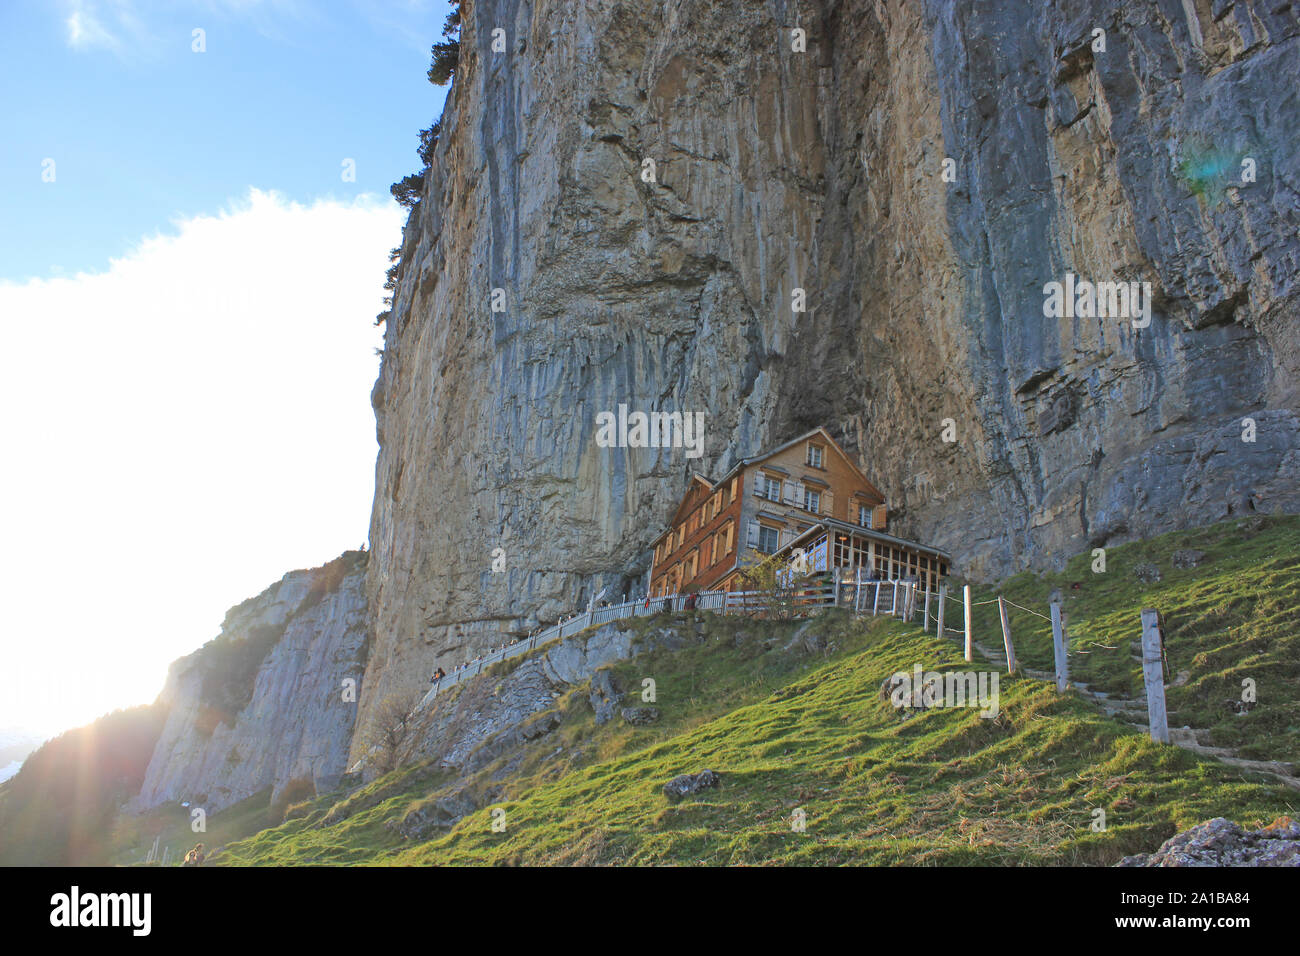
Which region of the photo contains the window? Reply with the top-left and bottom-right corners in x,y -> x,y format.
858,505 -> 871,528
757,525 -> 780,554
763,475 -> 781,501
804,489 -> 821,513
702,538 -> 713,567
807,444 -> 824,468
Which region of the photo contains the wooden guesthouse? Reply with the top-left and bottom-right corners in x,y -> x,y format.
647,427 -> 951,597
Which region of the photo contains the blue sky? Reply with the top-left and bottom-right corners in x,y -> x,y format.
0,0 -> 455,738
0,0 -> 452,280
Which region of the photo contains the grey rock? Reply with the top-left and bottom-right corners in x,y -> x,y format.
129,552 -> 369,814
394,623 -> 641,774
620,706 -> 660,726
588,669 -> 623,725
663,770 -> 721,800
1171,549 -> 1208,570
785,619 -> 828,656
388,789 -> 480,840
1133,562 -> 1162,584
1118,817 -> 1300,867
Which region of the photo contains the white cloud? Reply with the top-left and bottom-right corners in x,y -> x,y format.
0,189 -> 403,735
65,1 -> 123,51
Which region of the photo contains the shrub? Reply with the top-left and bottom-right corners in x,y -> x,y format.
360,692 -> 422,776
390,172 -> 424,209
418,122 -> 441,166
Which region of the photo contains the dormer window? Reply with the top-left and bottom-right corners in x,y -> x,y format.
858,505 -> 871,528
807,443 -> 824,468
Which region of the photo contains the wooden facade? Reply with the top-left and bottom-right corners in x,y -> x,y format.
648,427 -> 951,597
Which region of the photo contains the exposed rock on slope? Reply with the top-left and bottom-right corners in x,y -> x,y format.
132,552 -> 369,814
357,0 -> 1300,757
393,620 -> 648,774
1118,816 -> 1300,866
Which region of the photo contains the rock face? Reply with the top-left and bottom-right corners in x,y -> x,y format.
355,0 -> 1300,757
393,621 -> 646,773
131,552 -> 369,814
1118,816 -> 1300,866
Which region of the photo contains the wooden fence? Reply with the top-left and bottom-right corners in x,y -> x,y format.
416,572 -> 1172,745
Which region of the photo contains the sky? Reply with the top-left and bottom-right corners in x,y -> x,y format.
0,0 -> 453,739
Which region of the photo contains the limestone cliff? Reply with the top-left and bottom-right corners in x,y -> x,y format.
355,0 -> 1299,758
132,552 -> 368,814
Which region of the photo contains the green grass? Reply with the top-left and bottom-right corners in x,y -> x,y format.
962,514 -> 1300,762
209,519 -> 1300,866
110,787 -> 279,866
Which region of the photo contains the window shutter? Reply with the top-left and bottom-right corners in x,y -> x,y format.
725,523 -> 734,553
823,490 -> 833,516
782,480 -> 795,504
874,503 -> 887,528
794,481 -> 806,507
747,520 -> 759,547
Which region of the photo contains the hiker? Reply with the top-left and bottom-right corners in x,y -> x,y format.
182,843 -> 206,866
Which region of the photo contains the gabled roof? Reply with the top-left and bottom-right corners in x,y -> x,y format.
714,426 -> 885,501
647,427 -> 886,549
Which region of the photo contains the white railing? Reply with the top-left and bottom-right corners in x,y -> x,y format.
416,574 -> 936,709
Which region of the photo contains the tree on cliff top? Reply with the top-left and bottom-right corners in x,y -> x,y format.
427,2 -> 461,86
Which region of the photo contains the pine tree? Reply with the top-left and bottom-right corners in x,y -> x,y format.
427,3 -> 462,86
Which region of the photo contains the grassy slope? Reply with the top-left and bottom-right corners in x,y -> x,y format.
964,514 -> 1300,762
206,517 -> 1299,866
108,787 -> 279,866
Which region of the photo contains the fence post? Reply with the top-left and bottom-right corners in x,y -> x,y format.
963,585 -> 972,662
873,581 -> 881,616
1049,591 -> 1069,691
892,580 -> 900,617
997,595 -> 1017,674
1140,609 -> 1170,744
937,584 -> 946,638
924,587 -> 932,632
